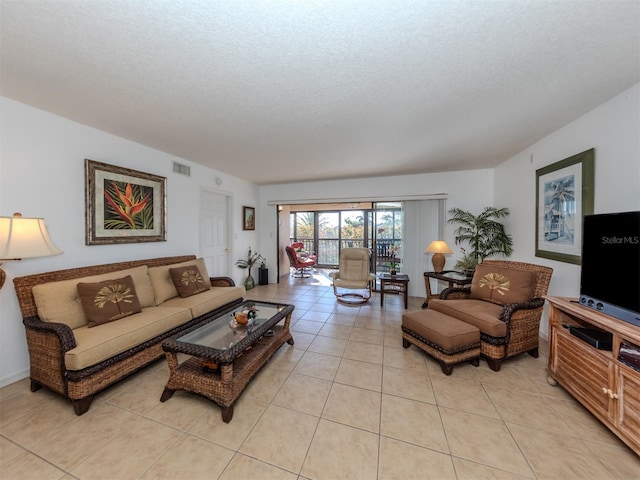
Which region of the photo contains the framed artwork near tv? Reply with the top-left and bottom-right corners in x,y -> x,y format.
243,206 -> 255,231
535,148 -> 594,264
85,159 -> 167,245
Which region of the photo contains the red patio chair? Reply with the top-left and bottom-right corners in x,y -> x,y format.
285,246 -> 316,278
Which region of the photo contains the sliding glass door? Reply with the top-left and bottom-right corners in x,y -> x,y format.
290,212 -> 315,252
369,202 -> 403,279
317,212 -> 339,265
290,203 -> 403,273
341,210 -> 366,249
316,210 -> 367,266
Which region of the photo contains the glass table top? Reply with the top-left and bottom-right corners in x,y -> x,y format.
175,301 -> 289,352
424,270 -> 472,282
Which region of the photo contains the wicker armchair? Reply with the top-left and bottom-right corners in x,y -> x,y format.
431,260 -> 553,371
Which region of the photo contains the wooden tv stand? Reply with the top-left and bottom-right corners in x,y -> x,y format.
546,296 -> 640,456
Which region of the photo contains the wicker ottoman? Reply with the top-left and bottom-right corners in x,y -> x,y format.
402,309 -> 480,375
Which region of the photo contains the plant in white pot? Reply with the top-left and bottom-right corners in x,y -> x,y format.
448,207 -> 514,276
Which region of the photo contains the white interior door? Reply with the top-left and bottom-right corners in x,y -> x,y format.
200,189 -> 231,277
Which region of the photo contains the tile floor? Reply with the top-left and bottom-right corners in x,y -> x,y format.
1,275 -> 639,479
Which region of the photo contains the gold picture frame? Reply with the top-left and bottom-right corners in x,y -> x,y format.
535,148 -> 594,264
85,159 -> 167,245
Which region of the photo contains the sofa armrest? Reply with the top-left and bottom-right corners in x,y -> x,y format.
440,287 -> 472,300
23,316 -> 77,352
499,297 -> 546,324
210,276 -> 236,287
23,316 -> 76,395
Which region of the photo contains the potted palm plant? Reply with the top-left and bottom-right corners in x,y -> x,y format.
448,207 -> 514,276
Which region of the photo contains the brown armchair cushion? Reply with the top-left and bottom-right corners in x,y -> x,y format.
469,264 -> 536,305
77,275 -> 142,327
169,266 -> 209,298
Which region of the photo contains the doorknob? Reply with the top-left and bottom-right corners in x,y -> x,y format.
225,248 -> 230,253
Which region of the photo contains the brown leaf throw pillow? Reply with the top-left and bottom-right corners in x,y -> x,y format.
469,264 -> 536,305
169,266 -> 209,298
77,275 -> 142,327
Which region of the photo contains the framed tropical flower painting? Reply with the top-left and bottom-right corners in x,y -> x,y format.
85,159 -> 167,245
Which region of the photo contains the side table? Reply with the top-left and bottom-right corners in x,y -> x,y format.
380,274 -> 410,309
422,271 -> 472,308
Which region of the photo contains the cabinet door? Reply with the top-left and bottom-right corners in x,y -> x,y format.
618,365 -> 640,451
552,328 -> 612,420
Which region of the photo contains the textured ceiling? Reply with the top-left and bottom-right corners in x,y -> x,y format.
1,1 -> 638,185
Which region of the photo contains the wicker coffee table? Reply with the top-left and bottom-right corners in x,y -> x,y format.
160,300 -> 294,422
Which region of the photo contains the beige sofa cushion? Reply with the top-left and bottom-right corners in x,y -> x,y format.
161,286 -> 245,318
469,264 -> 536,305
149,258 -> 212,304
66,306 -> 192,370
33,266 -> 155,329
429,299 -> 507,338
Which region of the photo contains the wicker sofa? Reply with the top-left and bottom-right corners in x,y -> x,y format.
13,255 -> 245,415
417,260 -> 553,371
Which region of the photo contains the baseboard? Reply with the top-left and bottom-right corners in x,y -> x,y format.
0,369 -> 29,389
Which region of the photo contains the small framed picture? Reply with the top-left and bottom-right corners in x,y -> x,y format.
243,206 -> 255,231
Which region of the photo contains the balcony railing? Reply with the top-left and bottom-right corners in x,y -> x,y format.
290,238 -> 401,272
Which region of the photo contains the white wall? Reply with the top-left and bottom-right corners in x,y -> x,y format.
0,97 -> 258,386
494,83 -> 640,336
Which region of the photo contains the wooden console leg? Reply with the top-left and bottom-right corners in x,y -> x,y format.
527,347 -> 539,358
72,396 -> 94,416
160,387 -> 175,402
286,336 -> 295,345
402,338 -> 411,348
30,379 -> 42,392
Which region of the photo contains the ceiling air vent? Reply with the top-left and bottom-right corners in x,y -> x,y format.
172,162 -> 191,177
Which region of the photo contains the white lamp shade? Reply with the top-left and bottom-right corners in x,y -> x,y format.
425,240 -> 453,254
0,216 -> 63,259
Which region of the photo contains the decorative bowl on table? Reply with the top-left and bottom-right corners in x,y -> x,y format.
234,311 -> 249,324
230,311 -> 253,328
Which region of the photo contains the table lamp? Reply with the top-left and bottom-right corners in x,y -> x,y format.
0,213 -> 63,290
425,240 -> 453,273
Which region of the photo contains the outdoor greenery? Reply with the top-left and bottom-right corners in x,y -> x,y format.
292,212 -> 316,240
448,207 -> 514,273
290,207 -> 403,266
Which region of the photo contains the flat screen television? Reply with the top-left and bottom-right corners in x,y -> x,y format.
579,211 -> 640,327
